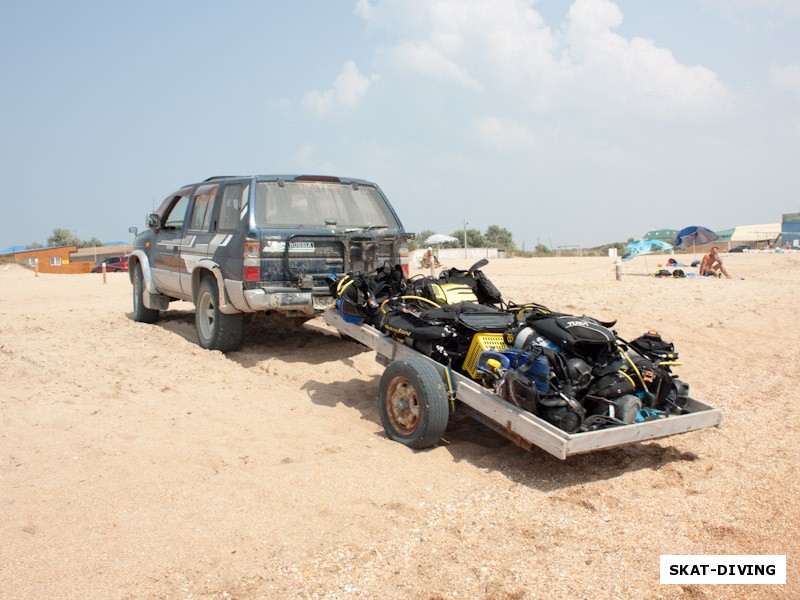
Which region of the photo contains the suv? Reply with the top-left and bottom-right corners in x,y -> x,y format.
92,255 -> 129,273
129,175 -> 412,352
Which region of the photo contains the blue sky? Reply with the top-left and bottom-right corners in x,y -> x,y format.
1,0 -> 799,250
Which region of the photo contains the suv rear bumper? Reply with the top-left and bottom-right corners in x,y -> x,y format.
225,280 -> 332,315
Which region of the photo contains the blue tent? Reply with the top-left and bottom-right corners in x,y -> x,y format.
674,226 -> 718,250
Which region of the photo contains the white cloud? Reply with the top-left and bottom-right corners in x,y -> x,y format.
386,40 -> 482,90
473,116 -> 536,151
355,0 -> 728,118
354,0 -> 373,20
769,64 -> 800,98
364,0 -> 563,91
302,60 -> 374,116
564,0 -> 728,116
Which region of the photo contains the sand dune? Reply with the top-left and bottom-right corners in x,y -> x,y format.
1,253 -> 797,598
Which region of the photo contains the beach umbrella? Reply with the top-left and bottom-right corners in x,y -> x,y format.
674,226 -> 718,250
424,233 -> 458,245
621,239 -> 673,262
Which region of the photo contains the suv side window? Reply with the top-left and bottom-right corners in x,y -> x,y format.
218,184 -> 247,232
163,194 -> 191,230
189,184 -> 219,232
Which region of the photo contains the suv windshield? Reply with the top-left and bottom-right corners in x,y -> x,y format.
253,181 -> 400,229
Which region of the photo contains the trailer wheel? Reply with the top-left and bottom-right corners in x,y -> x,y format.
379,357 -> 449,450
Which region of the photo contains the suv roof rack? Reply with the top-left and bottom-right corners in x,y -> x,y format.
203,175 -> 237,181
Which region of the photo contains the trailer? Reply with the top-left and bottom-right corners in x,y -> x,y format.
323,309 -> 722,460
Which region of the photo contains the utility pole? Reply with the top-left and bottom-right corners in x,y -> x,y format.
463,220 -> 468,258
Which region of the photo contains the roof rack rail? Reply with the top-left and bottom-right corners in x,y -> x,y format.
203,175 -> 237,182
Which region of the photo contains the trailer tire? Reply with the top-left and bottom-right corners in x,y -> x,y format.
379,357 -> 449,450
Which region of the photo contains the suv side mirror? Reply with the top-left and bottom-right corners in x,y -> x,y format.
146,214 -> 160,229
128,226 -> 138,236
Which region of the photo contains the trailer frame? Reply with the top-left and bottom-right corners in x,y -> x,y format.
323,310 -> 722,459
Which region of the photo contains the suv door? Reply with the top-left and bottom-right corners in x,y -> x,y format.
151,189 -> 192,296
180,183 -> 220,295
207,182 -> 247,278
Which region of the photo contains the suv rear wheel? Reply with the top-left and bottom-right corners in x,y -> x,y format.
195,275 -> 244,352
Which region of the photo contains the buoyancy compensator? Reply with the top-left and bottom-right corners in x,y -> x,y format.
439,259 -> 504,306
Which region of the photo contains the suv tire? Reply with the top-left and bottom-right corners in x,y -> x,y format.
132,263 -> 160,324
195,275 -> 244,352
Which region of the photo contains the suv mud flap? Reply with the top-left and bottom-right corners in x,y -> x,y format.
193,261 -> 242,315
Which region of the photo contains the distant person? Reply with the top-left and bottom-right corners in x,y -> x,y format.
422,247 -> 440,268
699,246 -> 731,278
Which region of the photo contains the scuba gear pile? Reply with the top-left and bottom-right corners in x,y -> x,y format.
327,260 -> 692,432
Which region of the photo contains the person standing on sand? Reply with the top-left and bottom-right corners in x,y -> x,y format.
699,246 -> 731,278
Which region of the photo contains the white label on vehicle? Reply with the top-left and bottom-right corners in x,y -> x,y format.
263,241 -> 316,253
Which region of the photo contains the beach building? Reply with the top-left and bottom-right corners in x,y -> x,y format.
0,243 -> 132,274
782,213 -> 800,247
729,223 -> 782,247
0,245 -> 88,274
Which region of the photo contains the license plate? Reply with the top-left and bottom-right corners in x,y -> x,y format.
263,241 -> 316,253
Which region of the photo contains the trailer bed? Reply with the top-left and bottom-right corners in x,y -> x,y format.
324,309 -> 722,459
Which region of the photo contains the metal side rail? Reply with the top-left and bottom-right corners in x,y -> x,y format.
323,310 -> 722,460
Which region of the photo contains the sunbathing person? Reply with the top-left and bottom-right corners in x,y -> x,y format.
699,246 -> 731,278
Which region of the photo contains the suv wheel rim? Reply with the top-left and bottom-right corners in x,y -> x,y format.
198,290 -> 215,339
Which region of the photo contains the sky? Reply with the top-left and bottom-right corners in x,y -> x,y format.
1,0 -> 799,251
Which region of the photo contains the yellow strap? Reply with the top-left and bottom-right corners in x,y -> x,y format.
617,369 -> 636,389
622,352 -> 648,389
515,303 -> 550,320
380,295 -> 441,314
444,364 -> 456,412
337,277 -> 354,296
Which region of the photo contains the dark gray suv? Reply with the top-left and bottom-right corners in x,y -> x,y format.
129,175 -> 412,352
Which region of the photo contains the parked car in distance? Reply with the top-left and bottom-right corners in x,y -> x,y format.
129,174 -> 413,352
729,244 -> 752,253
92,255 -> 129,272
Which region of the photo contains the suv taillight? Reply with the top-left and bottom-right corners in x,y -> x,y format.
399,243 -> 410,277
243,242 -> 260,281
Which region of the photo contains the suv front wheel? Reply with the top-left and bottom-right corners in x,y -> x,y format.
195,275 -> 244,352
132,263 -> 160,324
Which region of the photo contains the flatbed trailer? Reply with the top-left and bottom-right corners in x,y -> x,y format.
323,309 -> 722,460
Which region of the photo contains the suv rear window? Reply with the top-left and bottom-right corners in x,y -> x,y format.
253,181 -> 399,229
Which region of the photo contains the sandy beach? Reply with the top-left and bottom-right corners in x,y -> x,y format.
1,252 -> 798,599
